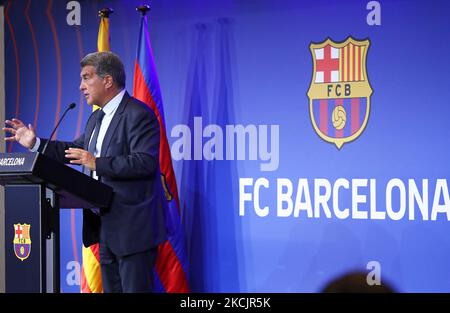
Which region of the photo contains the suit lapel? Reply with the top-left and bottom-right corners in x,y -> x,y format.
100,91 -> 129,157
84,113 -> 97,150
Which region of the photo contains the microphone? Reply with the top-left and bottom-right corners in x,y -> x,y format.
41,102 -> 76,155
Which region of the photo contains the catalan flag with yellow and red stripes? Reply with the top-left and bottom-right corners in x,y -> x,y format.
80,11 -> 111,293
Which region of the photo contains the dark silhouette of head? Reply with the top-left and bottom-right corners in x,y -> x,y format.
321,271 -> 396,293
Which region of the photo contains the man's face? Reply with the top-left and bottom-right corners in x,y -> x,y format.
79,65 -> 107,106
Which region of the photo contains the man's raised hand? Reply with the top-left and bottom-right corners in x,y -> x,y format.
3,118 -> 37,149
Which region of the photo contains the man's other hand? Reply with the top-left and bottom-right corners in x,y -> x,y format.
65,148 -> 96,170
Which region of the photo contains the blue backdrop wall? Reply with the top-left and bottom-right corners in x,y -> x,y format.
4,0 -> 450,292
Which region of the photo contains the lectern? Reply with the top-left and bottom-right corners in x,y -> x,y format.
0,152 -> 113,293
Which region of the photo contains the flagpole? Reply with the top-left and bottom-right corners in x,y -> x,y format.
136,4 -> 150,16
98,7 -> 113,18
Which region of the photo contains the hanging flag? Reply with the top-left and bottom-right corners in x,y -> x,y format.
97,13 -> 110,52
179,24 -> 209,291
133,5 -> 189,293
80,7 -> 113,293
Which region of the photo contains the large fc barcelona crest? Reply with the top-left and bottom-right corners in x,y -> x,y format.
307,37 -> 372,149
13,223 -> 31,261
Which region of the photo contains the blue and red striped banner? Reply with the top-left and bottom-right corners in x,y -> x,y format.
132,12 -> 189,293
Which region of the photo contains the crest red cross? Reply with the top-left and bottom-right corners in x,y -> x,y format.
15,225 -> 22,238
316,45 -> 339,83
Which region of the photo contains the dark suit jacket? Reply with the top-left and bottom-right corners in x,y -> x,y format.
40,92 -> 167,257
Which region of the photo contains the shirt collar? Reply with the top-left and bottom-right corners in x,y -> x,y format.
102,89 -> 125,116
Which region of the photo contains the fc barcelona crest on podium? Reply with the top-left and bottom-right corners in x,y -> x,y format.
307,37 -> 373,149
13,223 -> 32,261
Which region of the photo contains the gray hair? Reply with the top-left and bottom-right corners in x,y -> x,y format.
80,51 -> 126,88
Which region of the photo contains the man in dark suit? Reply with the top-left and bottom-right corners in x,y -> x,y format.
3,51 -> 166,292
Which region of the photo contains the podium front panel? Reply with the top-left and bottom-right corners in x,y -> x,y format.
0,152 -> 110,292
5,185 -> 43,292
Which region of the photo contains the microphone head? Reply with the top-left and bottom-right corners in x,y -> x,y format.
69,102 -> 76,109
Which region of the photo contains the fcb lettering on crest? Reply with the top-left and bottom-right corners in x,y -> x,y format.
307,37 -> 373,149
13,223 -> 31,261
